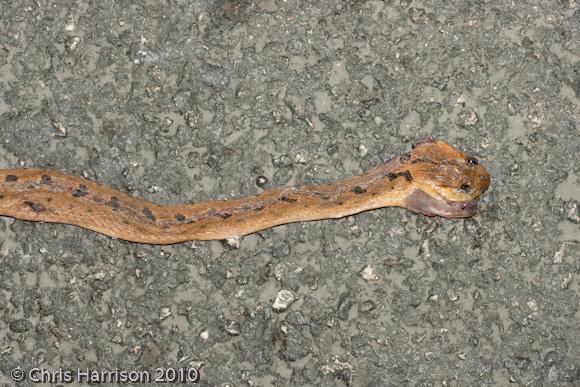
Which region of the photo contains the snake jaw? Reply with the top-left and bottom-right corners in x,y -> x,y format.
404,189 -> 478,218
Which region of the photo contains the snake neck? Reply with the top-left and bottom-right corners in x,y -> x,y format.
0,161 -> 411,243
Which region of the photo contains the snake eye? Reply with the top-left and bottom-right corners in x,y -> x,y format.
460,183 -> 471,192
467,156 -> 478,166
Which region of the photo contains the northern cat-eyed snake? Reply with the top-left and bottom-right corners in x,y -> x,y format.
0,139 -> 490,244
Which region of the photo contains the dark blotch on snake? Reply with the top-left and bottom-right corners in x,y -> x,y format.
5,175 -> 18,182
142,207 -> 156,222
24,201 -> 45,212
400,170 -> 413,182
72,184 -> 88,197
351,186 -> 367,194
399,153 -> 411,163
108,196 -> 120,210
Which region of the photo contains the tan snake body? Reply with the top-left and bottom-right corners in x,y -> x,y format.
0,139 -> 490,244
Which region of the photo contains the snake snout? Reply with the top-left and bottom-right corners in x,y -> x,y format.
476,168 -> 491,193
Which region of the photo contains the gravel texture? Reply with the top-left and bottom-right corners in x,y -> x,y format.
0,1 -> 579,386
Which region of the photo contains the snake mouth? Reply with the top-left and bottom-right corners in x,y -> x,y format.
405,189 -> 478,218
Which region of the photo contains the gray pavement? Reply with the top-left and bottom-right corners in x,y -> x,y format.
1,1 -> 579,385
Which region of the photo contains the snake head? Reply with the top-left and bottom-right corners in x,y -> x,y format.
401,139 -> 490,218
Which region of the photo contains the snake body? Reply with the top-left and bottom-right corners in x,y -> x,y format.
0,139 -> 490,244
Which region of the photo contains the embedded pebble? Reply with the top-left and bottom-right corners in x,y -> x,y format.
272,241 -> 290,258
255,175 -> 268,187
295,154 -> 306,164
565,202 -> 579,223
337,292 -> 353,320
10,319 -> 32,333
348,223 -> 362,238
459,110 -> 479,126
224,236 -> 240,249
90,270 -> 106,281
358,144 -> 368,157
274,262 -> 289,281
224,320 -> 241,336
359,265 -> 380,281
553,241 -> 578,264
64,12 -> 75,31
158,307 -> 172,321
272,289 -> 297,312
272,155 -> 293,168
447,290 -> 459,301
527,299 -> 539,315
281,325 -> 310,361
65,36 -> 81,51
358,300 -> 376,313
320,357 -> 355,385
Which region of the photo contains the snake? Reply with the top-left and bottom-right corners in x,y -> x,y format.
0,139 -> 490,245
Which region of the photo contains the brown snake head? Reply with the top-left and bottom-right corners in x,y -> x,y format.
397,139 -> 490,218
